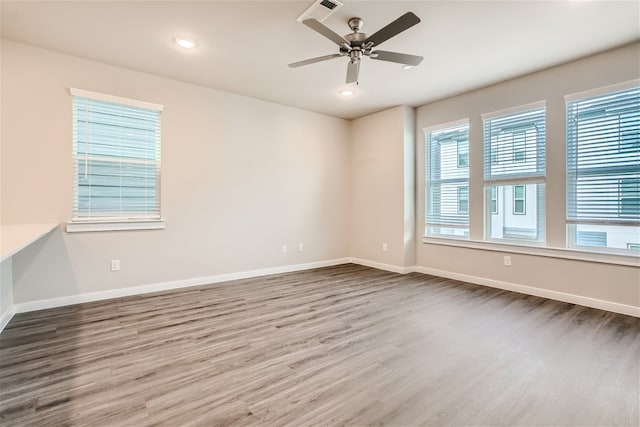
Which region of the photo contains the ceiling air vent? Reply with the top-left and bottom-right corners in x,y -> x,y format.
297,0 -> 343,23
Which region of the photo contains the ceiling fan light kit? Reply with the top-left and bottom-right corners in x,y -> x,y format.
289,11 -> 424,85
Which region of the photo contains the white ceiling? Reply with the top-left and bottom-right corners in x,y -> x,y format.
1,1 -> 639,120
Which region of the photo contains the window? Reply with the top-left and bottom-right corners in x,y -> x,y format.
490,186 -> 498,214
513,185 -> 526,215
576,231 -> 607,247
620,178 -> 639,216
70,89 -> 163,229
457,141 -> 469,168
425,121 -> 470,238
566,85 -> 639,253
483,104 -> 546,242
458,186 -> 469,214
628,243 -> 640,251
513,132 -> 526,162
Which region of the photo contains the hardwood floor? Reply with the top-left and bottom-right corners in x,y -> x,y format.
1,264 -> 639,426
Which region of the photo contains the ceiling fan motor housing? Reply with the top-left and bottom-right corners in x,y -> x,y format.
344,31 -> 367,47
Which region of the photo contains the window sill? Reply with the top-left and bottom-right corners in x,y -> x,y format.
66,219 -> 165,233
421,236 -> 640,267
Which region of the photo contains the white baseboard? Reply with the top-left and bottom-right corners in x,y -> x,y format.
0,305 -> 16,333
7,257 -> 639,323
349,258 -> 414,274
13,258 -> 351,314
414,266 -> 640,318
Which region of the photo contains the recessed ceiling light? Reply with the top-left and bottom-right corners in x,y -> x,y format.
402,65 -> 413,70
175,37 -> 197,49
339,89 -> 354,96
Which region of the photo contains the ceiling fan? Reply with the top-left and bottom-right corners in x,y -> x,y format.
289,12 -> 424,84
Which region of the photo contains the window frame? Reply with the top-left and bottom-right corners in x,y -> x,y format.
66,88 -> 165,233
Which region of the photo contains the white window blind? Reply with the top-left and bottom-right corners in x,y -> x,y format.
425,122 -> 469,238
566,85 -> 640,252
483,105 -> 546,242
484,106 -> 546,182
72,91 -> 162,221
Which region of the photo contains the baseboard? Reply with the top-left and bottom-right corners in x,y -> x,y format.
9,257 -> 639,319
0,305 -> 16,333
414,266 -> 640,318
349,258 -> 414,274
345,258 -> 638,316
13,258 -> 351,314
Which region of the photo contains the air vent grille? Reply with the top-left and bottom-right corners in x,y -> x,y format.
297,0 -> 343,23
320,0 -> 338,10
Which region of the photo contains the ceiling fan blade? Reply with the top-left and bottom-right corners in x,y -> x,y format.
303,19 -> 348,46
288,54 -> 343,68
346,60 -> 360,84
370,50 -> 423,66
364,12 -> 421,47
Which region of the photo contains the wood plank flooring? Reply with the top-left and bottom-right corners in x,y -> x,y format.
1,263 -> 639,426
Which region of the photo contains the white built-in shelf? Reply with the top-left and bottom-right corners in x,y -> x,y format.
1,223 -> 58,262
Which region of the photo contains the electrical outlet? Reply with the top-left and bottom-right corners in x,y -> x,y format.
110,259 -> 120,271
282,245 -> 287,254
382,243 -> 388,252
503,255 -> 511,267
298,243 -> 304,252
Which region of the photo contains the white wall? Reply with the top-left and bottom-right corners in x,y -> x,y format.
1,40 -> 351,304
416,42 -> 640,308
349,106 -> 415,271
